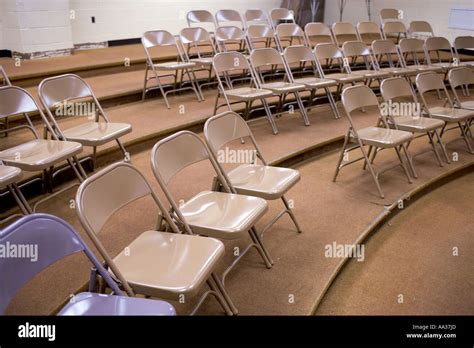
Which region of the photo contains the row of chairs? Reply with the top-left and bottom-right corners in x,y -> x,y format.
2,110 -> 303,315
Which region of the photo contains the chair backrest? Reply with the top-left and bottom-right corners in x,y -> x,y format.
448,67 -> 474,89
399,38 -> 424,54
0,213 -> 123,314
415,71 -> 445,94
425,36 -> 452,52
454,35 -> 474,50
408,21 -> 434,37
371,39 -> 398,55
213,51 -> 251,74
331,22 -> 358,46
204,111 -> 253,152
215,9 -> 243,28
380,77 -> 414,101
38,74 -> 93,109
187,10 -> 216,28
270,8 -> 295,27
0,65 -> 11,86
215,26 -> 246,52
284,45 -> 316,64
142,30 -> 177,49
0,86 -> 39,120
356,22 -> 383,44
380,8 -> 400,22
314,42 -> 344,60
342,40 -> 371,58
244,9 -> 270,27
382,21 -> 407,41
250,48 -> 285,68
246,24 -> 277,49
342,85 -> 379,114
180,27 -> 212,45
305,22 -> 334,46
276,23 -> 305,42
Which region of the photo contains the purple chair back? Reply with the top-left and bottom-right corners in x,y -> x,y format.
0,214 -> 122,314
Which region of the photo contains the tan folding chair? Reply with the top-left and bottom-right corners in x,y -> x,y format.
453,36 -> 474,67
283,45 -> 340,119
142,30 -> 202,107
275,23 -> 308,51
215,9 -> 244,29
0,165 -> 31,224
0,86 -> 84,212
380,8 -> 400,23
304,22 -> 335,47
270,8 -> 295,29
204,111 -> 302,237
357,22 -> 383,45
75,161 -> 236,315
179,27 -> 218,95
186,10 -> 216,33
213,51 -> 278,134
382,21 -> 408,44
416,72 -> 474,154
246,24 -> 279,51
331,22 -> 359,47
380,77 -> 450,168
38,74 -> 132,170
244,9 -> 271,28
449,67 -> 474,132
342,41 -> 392,86
249,48 -> 310,126
398,38 -> 443,73
150,131 -> 273,287
408,21 -> 434,39
333,85 -> 414,199
424,37 -> 459,72
371,39 -> 418,76
215,26 -> 250,54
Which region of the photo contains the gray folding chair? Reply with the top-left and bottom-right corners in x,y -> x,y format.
304,22 -> 335,47
38,74 -> 132,170
283,45 -> 340,119
331,22 -> 359,47
142,30 -> 202,107
204,111 -> 302,237
416,72 -> 474,154
249,48 -> 310,126
76,161 -> 237,315
453,36 -> 474,67
0,86 -> 85,212
380,77 -> 450,169
449,67 -> 474,132
212,51 -> 278,134
0,213 -> 176,316
333,85 -> 414,199
150,131 -> 273,293
357,22 -> 383,45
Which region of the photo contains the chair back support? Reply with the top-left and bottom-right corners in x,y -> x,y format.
244,9 -> 269,26
204,111 -> 253,151
250,48 -> 284,68
380,8 -> 399,22
343,40 -> 371,57
342,85 -> 379,114
408,21 -> 433,37
383,21 -> 407,37
314,43 -> 344,60
454,36 -> 474,50
215,9 -> 243,27
187,10 -> 216,27
380,77 -> 414,101
332,22 -> 358,45
180,27 -> 212,44
276,23 -> 305,40
371,39 -> 398,55
142,30 -> 177,48
0,86 -> 39,119
399,38 -> 424,53
284,45 -> 315,64
213,52 -> 250,73
305,22 -> 334,45
38,74 -> 93,109
448,67 -> 474,88
416,72 -> 445,94
357,22 -> 382,43
247,24 -> 275,40
0,214 -> 122,314
270,8 -> 295,26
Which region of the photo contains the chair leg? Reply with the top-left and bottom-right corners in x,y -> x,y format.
434,128 -> 451,164
333,131 -> 350,182
213,91 -> 220,115
211,273 -> 239,315
282,195 -> 302,233
294,92 -> 310,126
458,121 -> 474,154
326,87 -> 341,119
116,139 -> 129,162
427,131 -> 443,167
142,68 -> 149,101
395,146 -> 413,184
206,278 -> 234,316
400,144 -> 417,179
363,145 -> 373,170
8,185 -> 30,215
249,227 -> 273,267
261,99 -> 279,135
359,142 -> 385,199
11,183 -> 32,214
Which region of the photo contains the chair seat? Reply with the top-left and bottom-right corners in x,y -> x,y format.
190,57 -> 213,66
408,64 -> 443,72
354,126 -> 413,148
458,61 -> 474,67
0,165 -> 22,188
260,81 -> 306,94
154,61 -> 196,70
432,62 -> 456,70
225,87 -> 273,100
0,139 -> 82,171
179,190 -> 268,239
379,67 -> 418,75
325,72 -> 365,83
63,122 -> 132,146
459,101 -> 474,110
112,230 -> 224,299
428,107 -> 474,122
227,164 -> 300,200
58,292 -> 176,316
351,69 -> 391,78
293,77 -> 336,88
392,116 -> 445,132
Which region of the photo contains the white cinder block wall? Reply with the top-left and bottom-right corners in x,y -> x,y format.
324,0 -> 474,43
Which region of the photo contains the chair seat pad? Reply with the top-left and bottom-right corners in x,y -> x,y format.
227,164 -> 300,200
293,77 -> 336,88
63,122 -> 132,146
260,81 -> 305,93
393,116 -> 445,132
0,139 -> 82,171
0,165 -> 22,188
354,126 -> 413,148
225,87 -> 273,100
429,107 -> 474,122
113,231 -> 224,299
58,292 -> 176,316
179,190 -> 268,239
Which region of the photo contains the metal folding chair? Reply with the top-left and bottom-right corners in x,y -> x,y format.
398,38 -> 444,73
425,37 -> 461,72
270,8 -> 295,29
244,9 -> 271,28
186,10 -> 216,33
38,74 -> 132,170
371,39 -> 418,77
275,23 -> 308,51
204,111 -> 302,238
382,21 -> 408,44
448,67 -> 474,132
380,8 -> 400,24
141,30 -> 202,107
304,22 -> 335,47
0,86 -> 85,213
76,161 -> 236,315
212,51 -> 278,134
453,36 -> 474,67
150,131 -> 273,296
331,22 -> 359,47
215,9 -> 244,29
356,22 -> 383,45
246,24 -> 279,50
408,21 -> 434,39
0,213 -> 176,316
215,26 -> 250,54
333,85 -> 414,199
